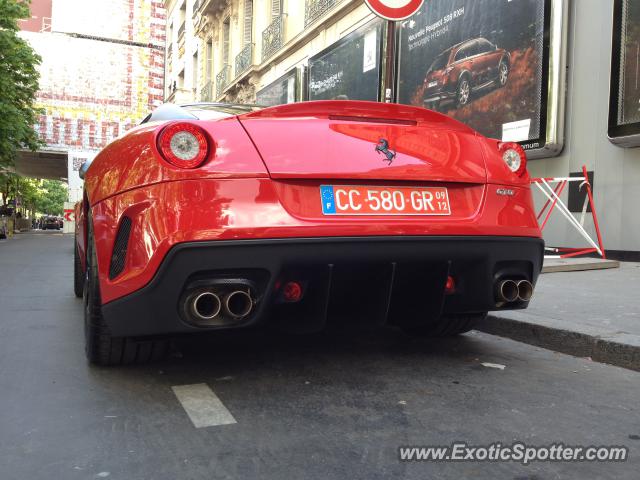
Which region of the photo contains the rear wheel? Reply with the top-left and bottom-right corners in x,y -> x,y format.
84,212 -> 169,366
73,242 -> 83,298
456,77 -> 471,107
498,61 -> 509,86
402,313 -> 487,338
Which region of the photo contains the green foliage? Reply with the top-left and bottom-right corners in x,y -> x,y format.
0,172 -> 68,215
35,179 -> 67,215
0,0 -> 43,167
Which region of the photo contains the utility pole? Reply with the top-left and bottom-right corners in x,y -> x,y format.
383,20 -> 396,103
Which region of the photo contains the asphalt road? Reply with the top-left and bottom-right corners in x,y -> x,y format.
1,232 -> 639,480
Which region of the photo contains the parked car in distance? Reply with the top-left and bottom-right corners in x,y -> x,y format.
42,216 -> 61,230
423,37 -> 511,109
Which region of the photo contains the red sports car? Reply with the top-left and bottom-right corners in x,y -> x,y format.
74,101 -> 543,365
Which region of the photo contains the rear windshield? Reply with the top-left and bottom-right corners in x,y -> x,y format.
182,103 -> 263,120
429,51 -> 450,72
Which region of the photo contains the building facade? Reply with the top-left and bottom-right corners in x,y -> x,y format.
164,0 -> 640,257
19,0 -> 166,202
164,0 -> 377,105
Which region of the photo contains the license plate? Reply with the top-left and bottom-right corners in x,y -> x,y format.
428,81 -> 438,88
320,185 -> 451,216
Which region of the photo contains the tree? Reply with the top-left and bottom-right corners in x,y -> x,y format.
34,179 -> 67,215
0,0 -> 43,168
0,172 -> 67,216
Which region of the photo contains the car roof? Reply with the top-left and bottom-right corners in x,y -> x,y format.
140,102 -> 263,124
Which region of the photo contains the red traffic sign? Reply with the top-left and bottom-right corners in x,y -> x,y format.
364,0 -> 425,21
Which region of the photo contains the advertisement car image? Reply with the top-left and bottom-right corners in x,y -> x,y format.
422,38 -> 511,109
74,101 -> 543,366
398,0 -> 547,146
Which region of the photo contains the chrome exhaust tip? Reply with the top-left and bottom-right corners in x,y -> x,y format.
224,290 -> 253,319
517,280 -> 534,302
190,291 -> 222,321
496,280 -> 519,303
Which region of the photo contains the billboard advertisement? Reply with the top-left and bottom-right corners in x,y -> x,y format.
397,0 -> 565,157
308,18 -> 383,102
609,0 -> 640,146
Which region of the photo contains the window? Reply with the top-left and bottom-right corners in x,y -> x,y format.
429,50 -> 450,71
178,69 -> 185,89
223,17 -> 230,65
179,2 -> 186,36
609,0 -> 640,145
243,0 -> 253,45
477,39 -> 494,54
271,0 -> 282,20
192,52 -> 198,93
454,46 -> 468,62
206,39 -> 213,82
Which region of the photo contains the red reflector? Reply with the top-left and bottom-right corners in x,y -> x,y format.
445,276 -> 456,294
283,281 -> 303,302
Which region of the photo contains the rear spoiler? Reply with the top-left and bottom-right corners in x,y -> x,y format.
238,100 -> 475,133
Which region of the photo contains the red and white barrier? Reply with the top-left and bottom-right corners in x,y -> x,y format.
532,165 -> 606,259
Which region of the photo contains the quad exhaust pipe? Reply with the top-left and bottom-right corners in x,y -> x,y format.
223,290 -> 254,319
186,287 -> 254,325
516,280 -> 533,302
190,291 -> 222,322
495,279 -> 534,305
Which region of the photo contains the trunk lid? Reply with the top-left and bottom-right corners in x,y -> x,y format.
237,101 -> 487,184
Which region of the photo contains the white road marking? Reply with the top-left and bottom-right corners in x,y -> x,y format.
481,362 -> 506,370
172,383 -> 237,428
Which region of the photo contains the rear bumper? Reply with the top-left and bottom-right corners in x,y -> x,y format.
101,236 -> 544,337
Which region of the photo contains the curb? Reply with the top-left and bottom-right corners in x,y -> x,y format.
476,314 -> 640,372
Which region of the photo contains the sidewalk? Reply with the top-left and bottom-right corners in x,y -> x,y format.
477,261 -> 640,371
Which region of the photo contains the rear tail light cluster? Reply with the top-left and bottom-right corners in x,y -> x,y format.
157,122 -> 211,169
498,142 -> 527,177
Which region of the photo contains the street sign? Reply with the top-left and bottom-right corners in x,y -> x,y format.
364,0 -> 424,21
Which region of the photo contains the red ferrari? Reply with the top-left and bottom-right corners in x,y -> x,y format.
74,101 -> 543,365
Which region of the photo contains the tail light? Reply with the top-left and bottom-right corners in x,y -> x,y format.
498,142 -> 527,177
157,122 -> 211,169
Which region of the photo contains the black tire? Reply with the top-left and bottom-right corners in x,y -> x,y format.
497,60 -> 509,87
455,76 -> 471,107
402,313 -> 487,338
73,242 -> 84,298
84,211 -> 169,366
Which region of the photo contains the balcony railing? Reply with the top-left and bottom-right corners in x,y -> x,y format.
200,80 -> 214,102
192,0 -> 200,17
216,64 -> 231,97
304,0 -> 340,27
235,44 -> 254,77
198,0 -> 228,18
262,15 -> 285,62
178,22 -> 185,39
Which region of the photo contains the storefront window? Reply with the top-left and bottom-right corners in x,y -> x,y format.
307,18 -> 383,101
609,0 -> 640,146
256,68 -> 299,107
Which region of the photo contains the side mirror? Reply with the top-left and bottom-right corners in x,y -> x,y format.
79,160 -> 92,180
